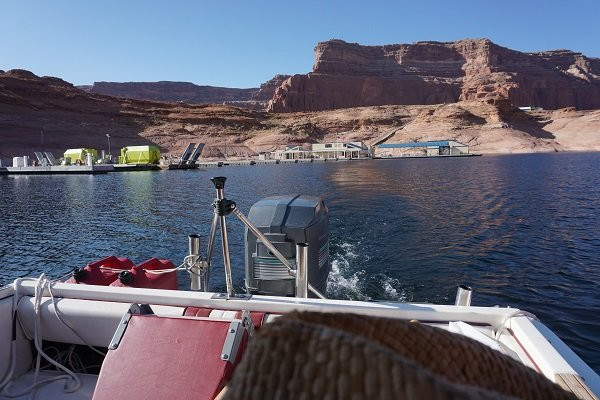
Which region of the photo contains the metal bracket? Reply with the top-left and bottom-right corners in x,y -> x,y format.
241,310 -> 254,338
220,311 -> 255,363
108,303 -> 154,350
211,293 -> 252,300
213,198 -> 237,216
220,320 -> 243,362
188,260 -> 208,277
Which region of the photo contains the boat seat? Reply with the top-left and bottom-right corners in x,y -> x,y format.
92,305 -> 252,400
183,306 -> 267,329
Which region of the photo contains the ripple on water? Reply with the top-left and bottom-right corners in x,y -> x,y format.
0,154 -> 599,373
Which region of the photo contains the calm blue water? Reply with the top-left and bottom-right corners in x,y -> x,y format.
1,153 -> 599,371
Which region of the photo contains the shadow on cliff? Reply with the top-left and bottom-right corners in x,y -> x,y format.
509,114 -> 556,140
0,110 -> 160,160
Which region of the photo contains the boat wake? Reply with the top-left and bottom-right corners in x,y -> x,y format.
326,242 -> 406,301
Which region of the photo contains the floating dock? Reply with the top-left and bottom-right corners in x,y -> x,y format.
0,157 -> 365,175
373,154 -> 481,160
195,157 -> 359,168
374,140 -> 477,158
0,165 -> 114,175
113,164 -> 161,172
164,164 -> 200,170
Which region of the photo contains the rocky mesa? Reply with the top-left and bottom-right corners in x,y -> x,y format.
268,39 -> 600,112
84,81 -> 257,104
1,69 -> 600,160
81,75 -> 291,111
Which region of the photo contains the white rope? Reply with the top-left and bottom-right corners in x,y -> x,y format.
0,278 -> 28,390
143,265 -> 187,275
97,266 -> 129,273
1,275 -> 82,398
46,281 -> 106,357
38,346 -> 88,374
99,256 -> 194,275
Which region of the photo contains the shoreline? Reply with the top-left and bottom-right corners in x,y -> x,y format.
3,150 -> 600,176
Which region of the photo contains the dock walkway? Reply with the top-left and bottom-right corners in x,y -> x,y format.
195,158 -> 359,168
0,165 -> 114,175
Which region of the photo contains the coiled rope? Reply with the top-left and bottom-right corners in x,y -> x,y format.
0,274 -> 106,398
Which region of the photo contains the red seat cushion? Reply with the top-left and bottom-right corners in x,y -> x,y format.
93,315 -> 243,400
183,307 -> 213,318
183,307 -> 266,329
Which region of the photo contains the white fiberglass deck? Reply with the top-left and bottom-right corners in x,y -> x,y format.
1,281 -> 599,399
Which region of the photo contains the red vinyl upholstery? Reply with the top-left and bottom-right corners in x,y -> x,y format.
92,314 -> 244,400
183,307 -> 267,329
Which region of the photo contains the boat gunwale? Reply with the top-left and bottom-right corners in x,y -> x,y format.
12,279 -> 520,327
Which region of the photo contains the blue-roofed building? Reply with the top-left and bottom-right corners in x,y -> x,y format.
375,140 -> 469,158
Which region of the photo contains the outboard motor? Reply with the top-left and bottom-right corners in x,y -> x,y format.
245,195 -> 329,296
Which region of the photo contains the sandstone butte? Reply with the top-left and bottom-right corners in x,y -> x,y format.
268,38 -> 600,112
1,36 -> 600,160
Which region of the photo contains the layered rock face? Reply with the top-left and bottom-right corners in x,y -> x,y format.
84,81 -> 258,104
81,76 -> 290,110
251,74 -> 291,101
268,39 -> 600,112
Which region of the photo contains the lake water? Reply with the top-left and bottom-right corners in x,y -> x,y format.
1,153 -> 599,372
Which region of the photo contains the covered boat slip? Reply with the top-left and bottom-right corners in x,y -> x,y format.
0,281 -> 599,399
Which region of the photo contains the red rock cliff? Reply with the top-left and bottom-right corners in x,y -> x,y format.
268,39 -> 600,112
251,74 -> 291,101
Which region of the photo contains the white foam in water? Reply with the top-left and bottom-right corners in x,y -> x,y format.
326,242 -> 406,301
340,242 -> 357,258
328,259 -> 370,301
327,242 -> 370,300
381,276 -> 407,301
382,279 -> 398,298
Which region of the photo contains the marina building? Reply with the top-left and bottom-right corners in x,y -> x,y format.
375,140 -> 469,158
272,146 -> 312,160
271,142 -> 370,160
311,142 -> 370,159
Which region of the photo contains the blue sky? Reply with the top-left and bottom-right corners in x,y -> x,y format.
1,1 -> 599,88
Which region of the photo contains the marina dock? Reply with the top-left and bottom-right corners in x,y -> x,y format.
0,139 -> 478,176
113,164 -> 161,172
195,157 -> 358,168
0,165 -> 114,175
374,153 -> 481,160
0,158 -> 373,176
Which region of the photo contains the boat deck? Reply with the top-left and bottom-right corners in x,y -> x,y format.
1,282 -> 598,399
